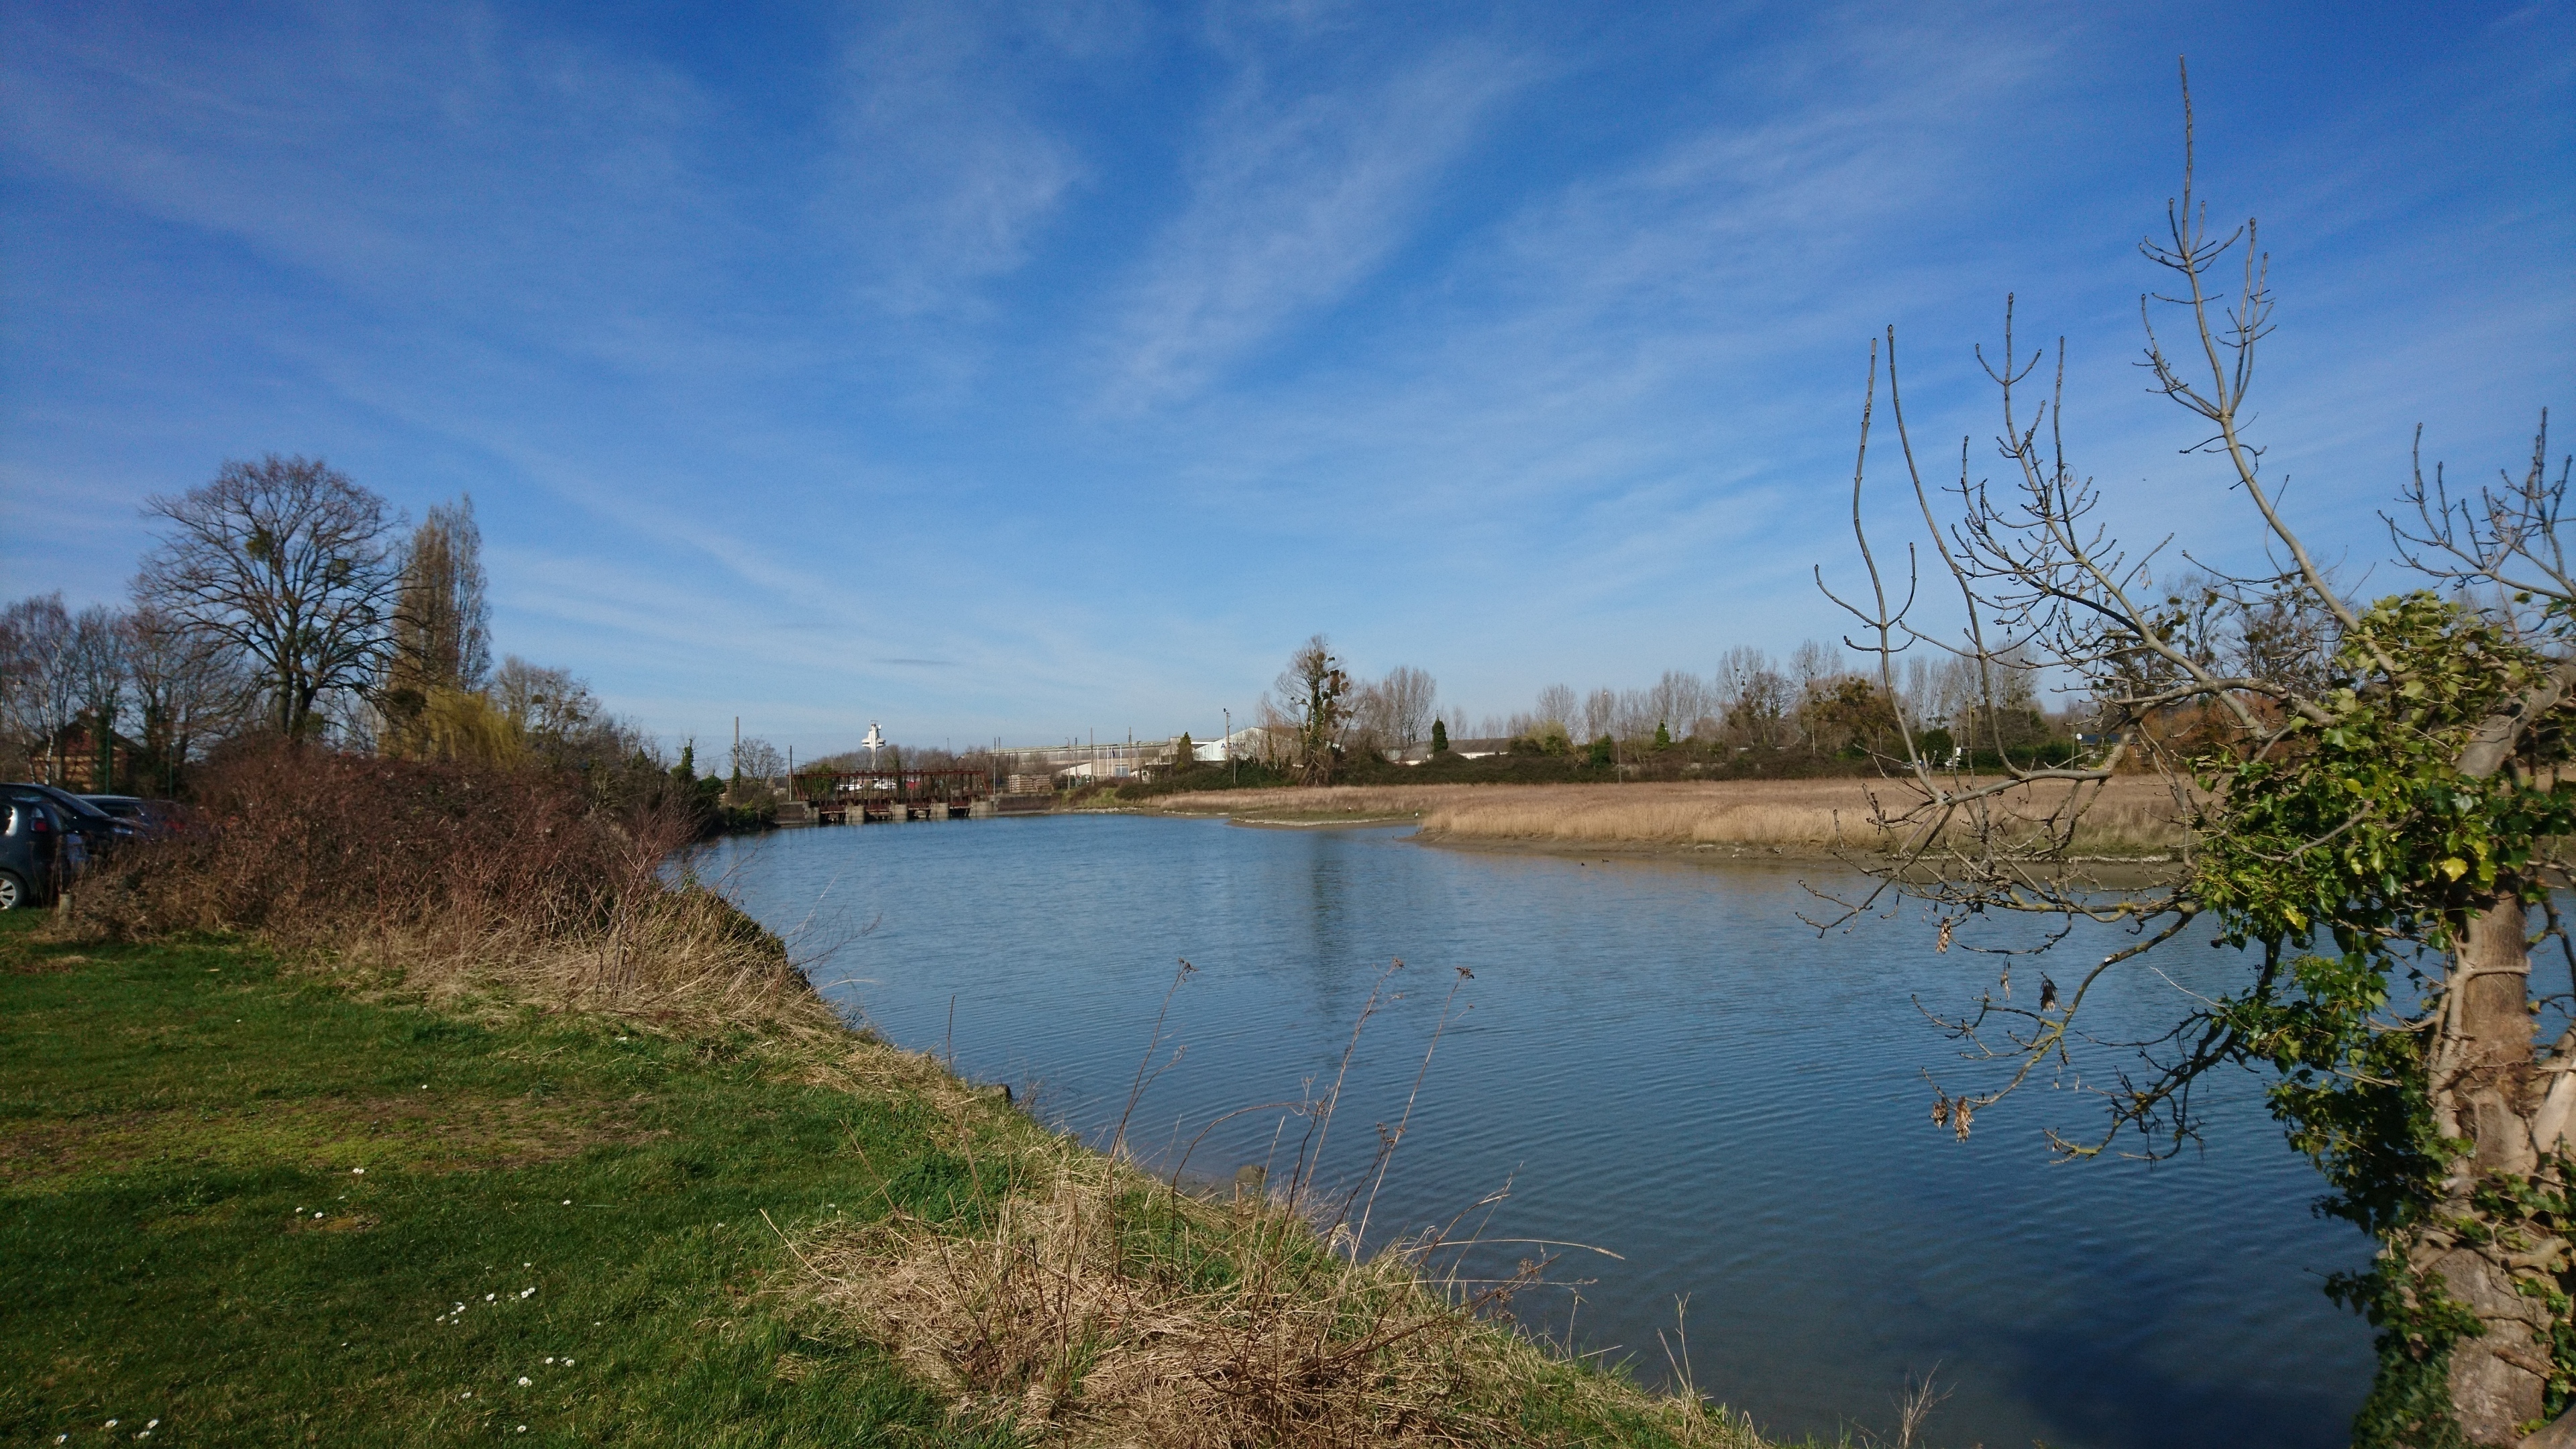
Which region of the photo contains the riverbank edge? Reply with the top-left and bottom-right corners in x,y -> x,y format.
6,906 -> 1790,1448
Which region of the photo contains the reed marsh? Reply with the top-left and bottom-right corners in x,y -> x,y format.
1148,777 -> 2190,861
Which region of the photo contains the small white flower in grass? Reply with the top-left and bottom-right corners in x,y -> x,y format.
351,1167 -> 363,1175
461,1391 -> 472,1399
564,1358 -> 574,1365
517,1428 -> 526,1434
148,1422 -> 159,1431
544,1357 -> 554,1364
486,1293 -> 496,1302
517,1377 -> 531,1387
561,1199 -> 571,1206
520,1287 -> 535,1298
107,1421 -> 118,1429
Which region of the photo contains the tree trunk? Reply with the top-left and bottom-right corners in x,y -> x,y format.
2422,894 -> 2563,1443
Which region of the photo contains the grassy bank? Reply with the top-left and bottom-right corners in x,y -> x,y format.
1145,777 -> 2188,859
3,918 -> 1795,1447
0,913 -> 1004,1446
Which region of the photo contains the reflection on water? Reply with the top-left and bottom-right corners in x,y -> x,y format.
700,814 -> 2371,1448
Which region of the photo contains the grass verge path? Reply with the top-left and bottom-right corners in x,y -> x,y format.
0,914 -> 1008,1448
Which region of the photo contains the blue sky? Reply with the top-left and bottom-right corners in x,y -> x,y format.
3,2 -> 2569,757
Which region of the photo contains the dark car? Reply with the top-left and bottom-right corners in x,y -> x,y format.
0,790 -> 78,909
80,794 -> 184,839
8,782 -> 132,848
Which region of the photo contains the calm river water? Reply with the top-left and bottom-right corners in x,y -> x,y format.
700,814 -> 2372,1447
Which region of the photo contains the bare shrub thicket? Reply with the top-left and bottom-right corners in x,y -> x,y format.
66,739 -> 820,1031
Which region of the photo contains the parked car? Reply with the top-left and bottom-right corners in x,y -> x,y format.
0,790 -> 77,909
8,783 -> 132,848
80,794 -> 184,839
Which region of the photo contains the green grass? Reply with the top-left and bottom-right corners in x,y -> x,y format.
0,914 -> 1011,1448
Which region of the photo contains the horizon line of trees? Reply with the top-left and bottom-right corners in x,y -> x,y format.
1211,634 -> 2076,786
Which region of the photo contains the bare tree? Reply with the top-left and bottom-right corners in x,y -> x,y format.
492,656 -> 600,741
1646,669 -> 1711,741
1374,665 -> 1438,753
1820,74 -> 2572,1442
732,736 -> 784,784
1533,683 -> 1576,732
1346,679 -> 1392,757
125,603 -> 246,796
67,606 -> 129,789
136,455 -> 402,739
0,594 -> 78,782
1788,638 -> 1843,691
1715,646 -> 1790,748
1579,687 -> 1615,743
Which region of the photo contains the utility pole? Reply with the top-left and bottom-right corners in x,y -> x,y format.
1224,706 -> 1234,785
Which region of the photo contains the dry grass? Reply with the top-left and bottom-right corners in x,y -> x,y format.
794,1134 -> 1768,1449
1151,778 -> 2190,859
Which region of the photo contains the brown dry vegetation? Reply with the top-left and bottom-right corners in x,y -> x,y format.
61,737 -> 830,1035
796,1128 -> 1767,1449
1150,778 -> 2189,859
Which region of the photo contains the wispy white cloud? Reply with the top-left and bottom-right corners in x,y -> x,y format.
1100,38 -> 1534,406
821,4 -> 1102,319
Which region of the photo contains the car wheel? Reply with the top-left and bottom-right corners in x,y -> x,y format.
0,871 -> 25,911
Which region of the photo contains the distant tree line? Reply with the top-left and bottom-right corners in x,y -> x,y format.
1469,639 -> 2070,768
1164,634 -> 2078,791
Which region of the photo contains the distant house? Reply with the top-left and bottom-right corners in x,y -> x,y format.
21,720 -> 137,792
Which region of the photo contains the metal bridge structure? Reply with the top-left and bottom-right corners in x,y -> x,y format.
814,768 -> 995,823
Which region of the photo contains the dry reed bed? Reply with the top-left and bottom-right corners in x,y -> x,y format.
1153,778 -> 2190,857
